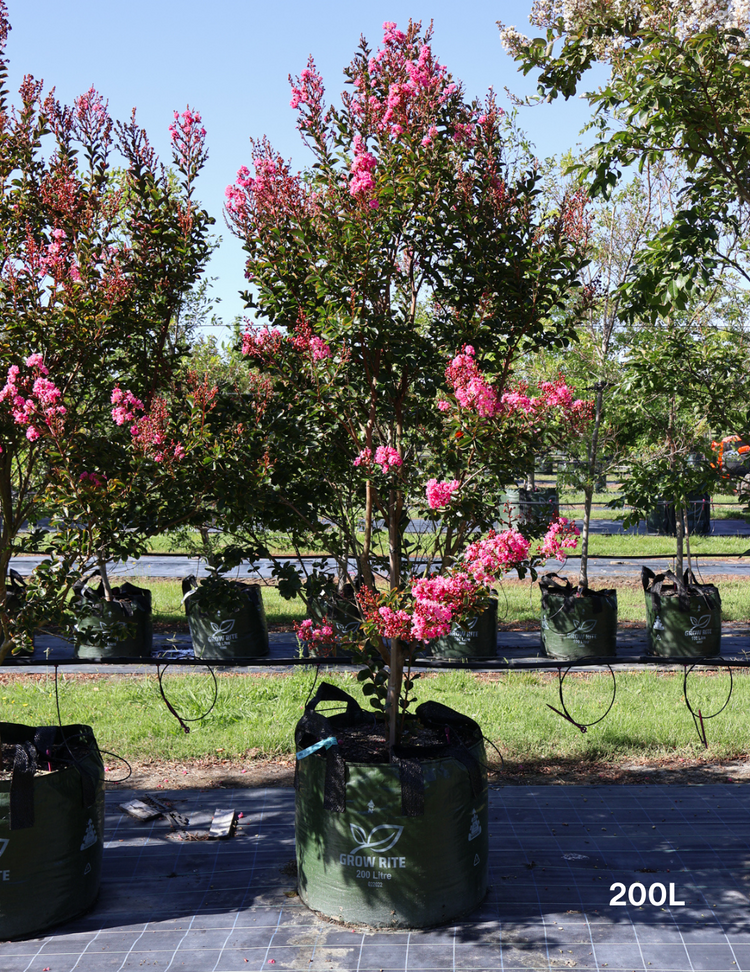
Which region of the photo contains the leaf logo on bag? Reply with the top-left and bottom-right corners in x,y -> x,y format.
566,618 -> 597,639
349,823 -> 404,854
210,619 -> 235,636
686,615 -> 712,637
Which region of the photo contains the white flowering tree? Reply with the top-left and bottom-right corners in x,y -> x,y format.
499,0 -> 750,318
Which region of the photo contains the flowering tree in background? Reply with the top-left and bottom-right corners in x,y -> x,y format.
0,4 -> 217,659
499,0 -> 750,318
226,21 -> 592,745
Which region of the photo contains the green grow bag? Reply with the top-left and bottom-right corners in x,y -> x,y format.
74,581 -> 152,659
183,576 -> 269,660
642,567 -> 721,658
539,574 -> 617,661
0,722 -> 104,939
304,593 -> 360,658
501,487 -> 559,533
2,570 -> 33,657
646,496 -> 711,536
430,600 -> 498,659
295,684 -> 488,928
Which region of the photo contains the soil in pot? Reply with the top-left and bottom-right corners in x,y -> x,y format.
0,722 -> 104,939
74,580 -> 153,659
182,576 -> 269,659
295,683 -> 488,928
642,567 -> 721,658
539,574 -> 617,661
429,599 -> 498,659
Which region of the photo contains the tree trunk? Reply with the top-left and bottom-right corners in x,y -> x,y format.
674,504 -> 685,588
98,551 -> 113,602
579,385 -> 605,592
386,638 -> 406,749
683,508 -> 692,578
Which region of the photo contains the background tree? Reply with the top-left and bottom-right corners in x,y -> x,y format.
499,0 -> 750,319
0,4 -> 216,658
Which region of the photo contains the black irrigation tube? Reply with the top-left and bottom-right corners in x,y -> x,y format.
5,654 -> 749,670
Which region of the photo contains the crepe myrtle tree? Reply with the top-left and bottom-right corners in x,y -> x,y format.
0,5 -> 217,659
225,21 -> 593,746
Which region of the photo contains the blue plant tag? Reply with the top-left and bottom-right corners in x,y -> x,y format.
296,736 -> 338,760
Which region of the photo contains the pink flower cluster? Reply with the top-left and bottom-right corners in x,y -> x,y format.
0,355 -> 66,442
410,572 -> 479,641
349,135 -> 378,206
445,345 -> 500,418
354,446 -> 403,474
462,529 -> 531,585
111,388 -> 185,464
289,56 -> 326,137
168,107 -> 207,176
375,606 -> 412,640
40,228 -> 68,276
290,319 -> 332,361
241,324 -> 283,359
111,386 -> 144,426
225,141 -> 306,234
538,517 -> 580,564
443,348 -> 593,428
79,471 -> 106,487
370,25 -> 449,141
295,617 -> 339,655
425,478 -> 460,510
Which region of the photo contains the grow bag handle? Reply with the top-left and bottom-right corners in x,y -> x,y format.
305,681 -> 364,723
9,741 -> 37,830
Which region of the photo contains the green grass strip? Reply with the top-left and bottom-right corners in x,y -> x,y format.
2,668 -> 745,764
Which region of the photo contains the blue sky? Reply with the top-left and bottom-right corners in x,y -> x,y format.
5,1 -> 600,341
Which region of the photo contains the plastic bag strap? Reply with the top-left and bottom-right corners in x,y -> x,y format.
416,700 -> 481,738
390,754 -> 424,817
73,568 -> 103,598
413,700 -> 484,798
10,741 -> 37,830
641,566 -> 656,594
294,700 -> 348,813
323,751 -> 347,812
305,682 -> 364,724
8,569 -> 26,593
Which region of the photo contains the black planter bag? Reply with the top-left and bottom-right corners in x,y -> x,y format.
502,487 -> 559,534
305,593 -> 361,657
429,600 -> 498,659
295,683 -> 488,928
642,567 -> 721,658
1,570 -> 33,656
646,496 -> 711,536
74,577 -> 153,659
183,576 -> 269,659
539,574 -> 617,661
0,722 -> 104,939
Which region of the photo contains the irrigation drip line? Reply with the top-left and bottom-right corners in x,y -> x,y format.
682,662 -> 733,749
545,664 -> 617,733
156,662 -> 219,733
